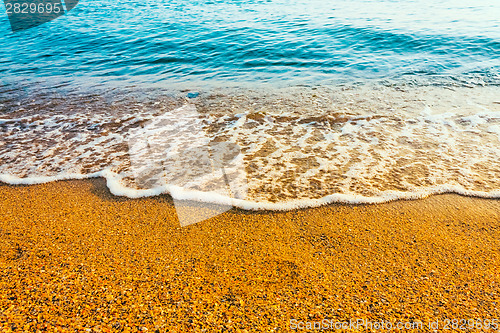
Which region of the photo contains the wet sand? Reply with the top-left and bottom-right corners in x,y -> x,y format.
0,179 -> 499,331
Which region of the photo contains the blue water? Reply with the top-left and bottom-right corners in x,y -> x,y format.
1,0 -> 500,208
0,0 -> 499,88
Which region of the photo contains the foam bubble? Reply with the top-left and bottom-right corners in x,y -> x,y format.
1,85 -> 499,210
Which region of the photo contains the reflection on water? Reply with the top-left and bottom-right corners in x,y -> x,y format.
0,0 -> 499,87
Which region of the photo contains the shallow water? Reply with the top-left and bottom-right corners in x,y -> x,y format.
0,0 -> 499,209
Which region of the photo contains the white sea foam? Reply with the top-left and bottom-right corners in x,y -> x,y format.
1,170 -> 499,211
1,85 -> 499,210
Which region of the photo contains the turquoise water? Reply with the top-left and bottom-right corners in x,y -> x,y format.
0,0 -> 499,87
0,0 -> 499,208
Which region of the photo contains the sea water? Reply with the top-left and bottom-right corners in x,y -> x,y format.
0,0 -> 499,209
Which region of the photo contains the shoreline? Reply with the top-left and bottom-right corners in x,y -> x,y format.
2,173 -> 500,212
1,179 -> 499,331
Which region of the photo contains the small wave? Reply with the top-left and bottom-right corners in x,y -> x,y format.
1,171 -> 499,211
0,84 -> 499,210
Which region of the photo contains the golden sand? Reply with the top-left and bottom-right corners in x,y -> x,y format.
0,179 -> 499,332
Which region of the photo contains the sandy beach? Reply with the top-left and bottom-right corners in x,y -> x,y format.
0,179 -> 499,331
2,0 -> 500,331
